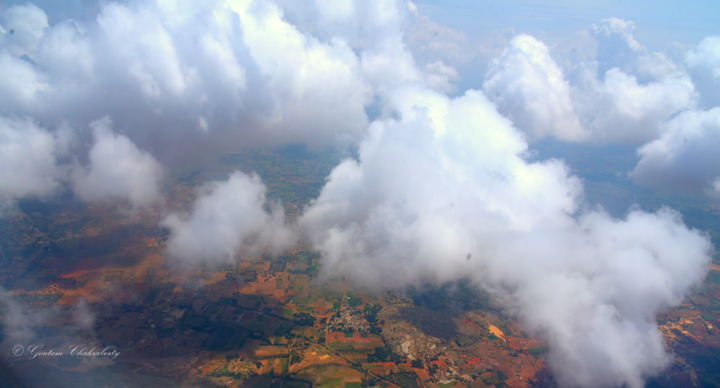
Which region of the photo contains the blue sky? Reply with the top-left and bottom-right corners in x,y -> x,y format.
417,0 -> 720,50
5,0 -> 717,53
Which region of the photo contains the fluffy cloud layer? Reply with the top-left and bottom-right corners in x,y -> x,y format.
302,86 -> 712,387
163,171 -> 295,265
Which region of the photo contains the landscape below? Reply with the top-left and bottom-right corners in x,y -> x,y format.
1,147 -> 719,388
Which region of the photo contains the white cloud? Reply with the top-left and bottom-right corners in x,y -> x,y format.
484,34 -> 587,142
72,117 -> 163,208
686,36 -> 720,108
0,288 -> 46,342
406,13 -> 473,66
0,0 -> 375,164
228,0 -> 372,146
302,86 -> 712,388
97,2 -> 188,99
572,18 -> 697,144
631,108 -> 720,197
593,17 -> 681,81
424,60 -> 459,93
0,289 -> 97,346
592,18 -> 643,74
163,171 -> 295,265
572,66 -> 695,144
0,116 -> 65,210
0,51 -> 48,107
479,25 -> 696,145
480,19 -> 697,145
0,3 -> 48,57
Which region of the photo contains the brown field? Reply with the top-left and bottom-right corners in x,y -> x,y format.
327,332 -> 385,348
254,345 -> 289,359
293,364 -> 363,388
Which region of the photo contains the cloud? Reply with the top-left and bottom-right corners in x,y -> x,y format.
71,298 -> 96,332
686,36 -> 720,108
484,34 -> 587,142
0,0 -> 373,167
406,13 -> 473,66
275,0 -> 438,101
72,117 -> 163,208
0,288 -> 45,342
631,108 -> 720,197
424,60 -> 459,93
0,114 -> 163,211
592,17 -> 643,76
574,19 -> 697,144
592,18 -> 681,81
481,19 -> 696,145
712,179 -> 720,199
0,289 -> 98,347
163,171 -> 295,265
0,0 -> 419,213
572,66 -> 695,144
483,18 -> 697,145
0,3 -> 48,57
0,116 -> 66,210
301,86 -> 712,388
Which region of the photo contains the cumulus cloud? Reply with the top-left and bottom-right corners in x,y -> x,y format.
0,0 -> 374,166
592,17 -> 644,76
575,19 -> 697,144
482,18 -> 697,145
0,0 -> 452,204
0,116 -> 66,210
0,114 -> 163,211
302,86 -> 712,387
163,171 -> 295,265
0,0 -> 438,213
571,18 -> 697,144
631,108 -> 720,197
72,117 -> 163,208
572,66 -> 695,144
406,13 -> 474,67
424,60 -> 459,93
0,3 -> 48,57
686,36 -> 720,108
592,17 -> 681,81
484,34 -> 587,142
277,0 -> 437,102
